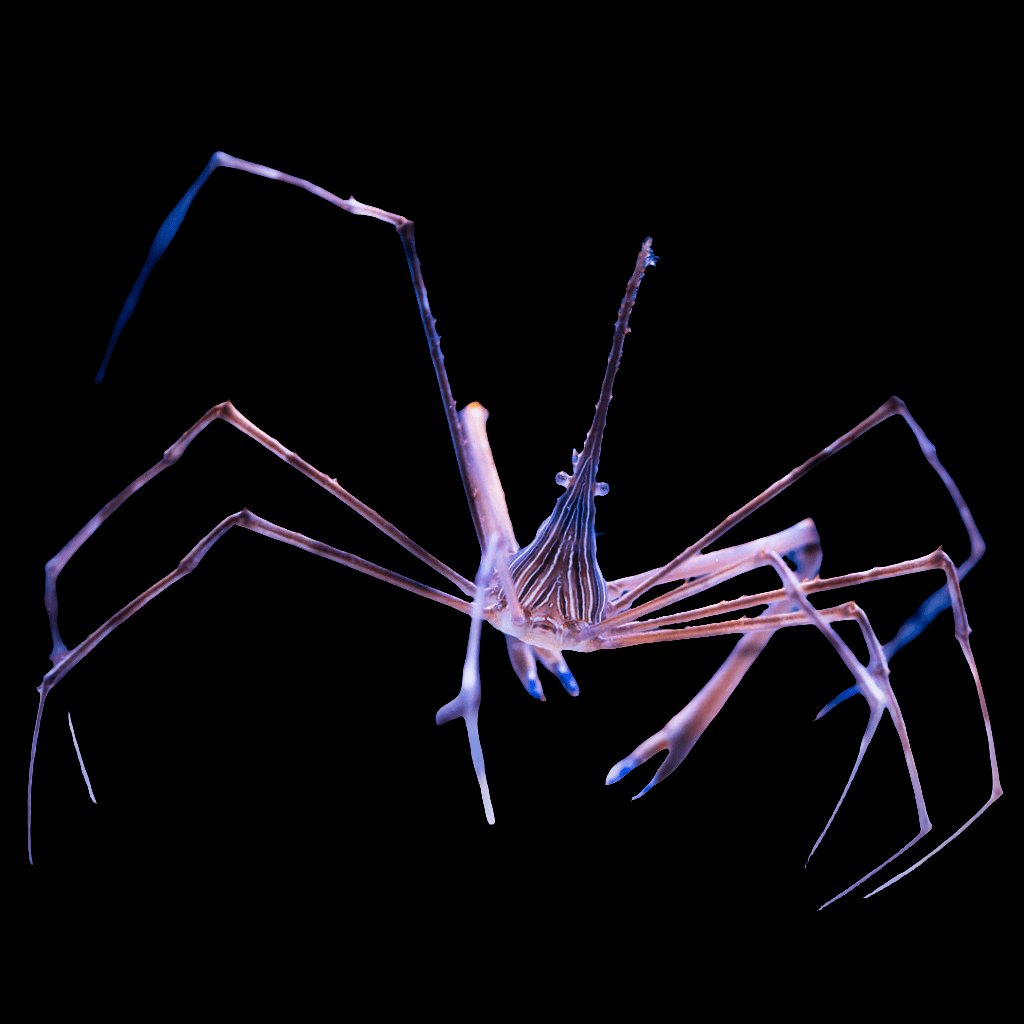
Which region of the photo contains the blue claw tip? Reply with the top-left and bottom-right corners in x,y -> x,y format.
605,760 -> 634,785
631,780 -> 656,801
524,674 -> 546,701
557,666 -> 580,696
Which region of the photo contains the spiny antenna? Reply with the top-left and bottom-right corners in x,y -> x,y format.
565,238 -> 657,496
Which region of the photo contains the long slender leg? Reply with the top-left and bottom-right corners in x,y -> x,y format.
602,549 -> 966,640
601,546 -> 997,904
766,552 -> 933,908
601,398 -> 984,643
93,152 -> 492,551
68,713 -> 96,805
597,601 -> 881,644
597,519 -> 821,636
598,552 -> 990,775
45,400 -> 473,668
604,520 -> 818,609
880,407 -> 985,657
63,154 -> 538,854
862,588 -> 1000,899
30,509 -> 473,863
596,401 -> 987,858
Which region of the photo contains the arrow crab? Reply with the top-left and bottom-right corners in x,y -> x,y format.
32,153 -> 1000,909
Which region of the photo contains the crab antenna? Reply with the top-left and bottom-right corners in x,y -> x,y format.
508,240 -> 658,627
567,238 -> 657,494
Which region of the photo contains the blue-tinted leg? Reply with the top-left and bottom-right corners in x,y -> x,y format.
95,153 -> 224,382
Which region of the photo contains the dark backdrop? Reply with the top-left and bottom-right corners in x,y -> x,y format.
23,113 -> 1008,928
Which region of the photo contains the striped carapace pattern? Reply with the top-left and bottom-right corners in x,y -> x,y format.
507,451 -> 608,626
503,238 -> 657,630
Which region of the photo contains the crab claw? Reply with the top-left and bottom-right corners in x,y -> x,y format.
534,648 -> 580,696
606,628 -> 777,799
505,635 -> 546,700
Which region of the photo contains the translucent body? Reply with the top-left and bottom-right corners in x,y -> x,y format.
29,151 -> 999,913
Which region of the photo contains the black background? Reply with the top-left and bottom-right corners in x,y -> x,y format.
22,99 -> 1009,931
